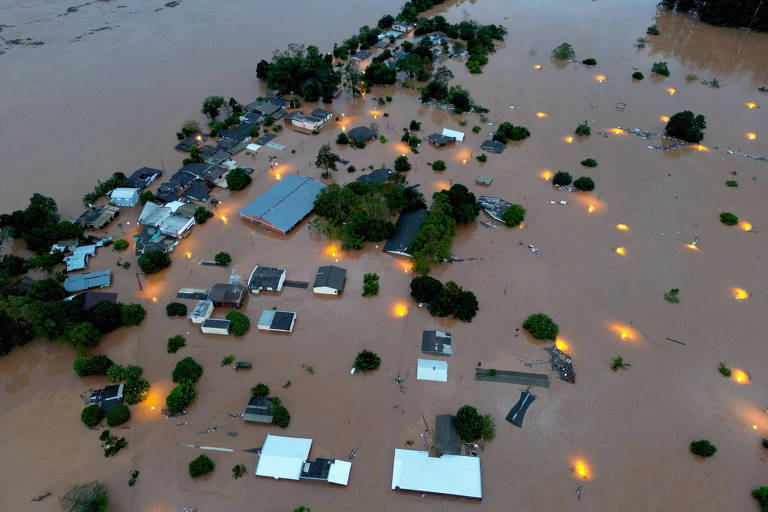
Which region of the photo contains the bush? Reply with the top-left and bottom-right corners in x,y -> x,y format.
410,275 -> 444,304
194,206 -> 214,224
166,302 -> 187,316
173,357 -> 203,383
362,273 -> 379,297
121,304 -> 146,326
552,42 -> 575,60
690,439 -> 717,457
646,24 -> 660,35
720,212 -> 738,225
430,160 -> 446,171
652,61 -> 670,76
166,380 -> 196,413
251,383 -> 270,398
455,405 -> 495,442
214,252 -> 231,265
167,335 -> 186,354
718,363 -> 731,377
523,313 -> 559,340
664,288 -> 680,303
189,454 -> 215,477
575,123 -> 591,136
73,355 -> 114,376
493,121 -> 530,143
67,322 -> 102,355
763,439 -> 768,449
582,58 -> 597,65
226,311 -> 250,336
113,239 -> 129,251
336,132 -> 349,144
476,154 -> 488,163
273,405 -> 291,428
500,204 -> 526,227
226,168 -> 251,191
380,136 -> 387,143
139,190 -> 156,205
355,139 -> 366,149
580,158 -> 598,167
81,404 -> 104,427
106,404 -> 130,427
753,487 -> 768,511
632,71 -> 644,80
553,171 -> 572,186
573,177 -> 595,191
60,481 -> 109,512
355,349 -> 381,371
138,250 -> 170,274
410,120 -> 421,131
726,180 -> 738,187
395,155 -> 411,173
665,111 -> 706,142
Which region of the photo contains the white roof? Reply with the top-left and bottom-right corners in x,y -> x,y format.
246,143 -> 261,152
111,188 -> 139,199
391,449 -> 482,499
442,128 -> 465,142
255,434 -> 312,480
417,359 -> 448,382
138,202 -> 171,225
165,200 -> 187,213
327,460 -> 352,485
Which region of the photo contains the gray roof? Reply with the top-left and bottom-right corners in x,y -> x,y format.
356,168 -> 394,184
481,140 -> 505,153
313,265 -> 347,292
382,209 -> 428,256
76,205 -> 120,229
477,196 -> 513,222
242,395 -> 273,422
271,311 -> 295,331
90,384 -> 124,414
63,270 -> 112,292
208,283 -> 247,306
126,167 -> 163,189
202,318 -> 231,329
248,266 -> 285,292
348,126 -> 377,143
246,101 -> 282,117
310,108 -> 332,119
426,133 -> 456,146
351,50 -> 372,60
435,415 -> 461,455
183,181 -> 211,202
239,175 -> 326,234
421,330 -> 452,356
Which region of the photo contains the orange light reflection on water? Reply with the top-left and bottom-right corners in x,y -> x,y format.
733,288 -> 749,300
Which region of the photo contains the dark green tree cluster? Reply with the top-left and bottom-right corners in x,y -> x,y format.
138,250 -> 171,274
690,439 -> 717,457
226,311 -> 250,336
665,111 -> 706,143
366,60 -> 398,85
81,404 -> 104,427
312,182 -> 425,250
362,273 -> 380,296
60,481 -> 109,512
82,172 -> 128,206
501,204 -> 526,227
107,364 -> 150,404
167,357 -> 203,413
226,168 -> 251,191
0,194 -> 84,254
753,486 -> 768,511
493,122 -> 530,143
256,45 -> 340,102
523,313 -> 559,340
660,0 -> 768,32
73,354 -> 114,377
189,454 -> 215,478
167,335 -> 186,354
106,404 -> 130,427
194,206 -> 214,224
409,276 -> 479,321
455,405 -> 495,441
354,349 -> 381,370
166,302 -> 187,316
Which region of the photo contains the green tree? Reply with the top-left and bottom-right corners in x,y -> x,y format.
189,454 -> 215,477
410,275 -> 444,304
166,302 -> 187,316
430,160 -> 446,171
336,132 -> 350,145
395,155 -> 411,173
455,405 -> 494,441
59,481 -> 109,512
251,383 -> 270,397
666,111 -> 706,143
720,212 -> 738,225
29,278 -> 67,302
651,61 -> 670,76
273,405 -> 291,428
67,322 -> 102,355
501,204 -> 526,227
214,252 -> 231,265
523,313 -> 559,340
552,42 -> 575,60
86,301 -> 123,333
167,335 -> 186,353
201,96 -> 226,121
752,487 -> 768,511
580,158 -> 598,167
194,206 -> 213,224
106,404 -> 130,426
173,357 -> 203,383
573,177 -> 595,191
81,405 -> 104,427
315,144 -> 339,173
226,311 -> 250,336
553,171 -> 572,186
113,239 -> 129,251
166,380 -> 196,413
690,439 -> 717,457
138,250 -> 170,274
139,191 -> 156,205
355,349 -> 381,370
362,273 -> 379,296
226,168 -> 252,191
575,124 -> 591,136
121,304 -> 146,326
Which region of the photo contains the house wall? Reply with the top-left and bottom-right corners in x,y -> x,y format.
201,326 -> 229,335
313,286 -> 339,295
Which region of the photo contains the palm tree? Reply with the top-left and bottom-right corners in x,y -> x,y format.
611,356 -> 630,372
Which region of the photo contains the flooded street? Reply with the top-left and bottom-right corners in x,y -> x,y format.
1,0 -> 767,511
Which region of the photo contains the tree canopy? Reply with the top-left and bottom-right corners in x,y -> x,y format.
665,111 -> 706,142
257,44 -> 340,101
455,405 -> 494,441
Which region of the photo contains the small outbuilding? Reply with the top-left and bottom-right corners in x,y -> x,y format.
201,318 -> 231,335
255,434 -> 313,480
480,140 -> 505,153
90,384 -> 124,414
434,415 -> 461,455
421,330 -> 452,356
417,359 -> 448,382
257,310 -> 296,333
426,133 -> 456,147
441,128 -> 465,143
109,188 -> 140,207
207,283 -> 247,308
242,396 -> 273,423
189,300 -> 214,324
313,265 -> 347,295
248,266 -> 286,294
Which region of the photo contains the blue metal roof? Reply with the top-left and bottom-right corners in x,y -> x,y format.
63,270 -> 112,292
239,175 -> 326,233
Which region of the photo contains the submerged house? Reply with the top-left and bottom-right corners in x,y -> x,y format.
247,266 -> 286,294
207,283 -> 247,308
90,384 -> 124,414
189,300 -> 214,324
76,205 -> 120,229
62,240 -> 112,272
441,128 -> 465,142
391,449 -> 482,499
284,110 -> 325,131
426,133 -> 456,147
126,167 -> 163,189
241,395 -> 273,423
356,167 -> 394,185
254,434 -> 351,486
417,359 -> 448,382
257,310 -> 296,332
63,270 -> 112,293
477,196 -> 513,223
200,318 -> 230,335
382,209 -> 428,257
310,109 -> 333,123
239,175 -> 326,235
312,265 -> 346,295
434,415 -> 461,455
480,140 -> 505,154
348,126 -> 377,144
421,330 -> 452,356
109,188 -> 140,207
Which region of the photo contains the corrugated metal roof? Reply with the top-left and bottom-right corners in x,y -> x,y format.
63,270 -> 111,292
391,449 -> 482,498
255,434 -> 313,480
239,175 -> 325,233
382,209 -> 428,256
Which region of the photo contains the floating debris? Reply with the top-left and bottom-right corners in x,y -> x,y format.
546,346 -> 575,383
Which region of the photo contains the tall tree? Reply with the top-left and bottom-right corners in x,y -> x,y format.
201,96 -> 226,122
315,144 -> 339,173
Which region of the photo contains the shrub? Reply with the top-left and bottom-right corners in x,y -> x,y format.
336,132 -> 349,144
455,405 -> 494,441
665,111 -> 706,142
173,357 -> 203,383
81,404 -> 104,427
575,123 -> 591,136
488,369 -> 498,377
494,122 -> 530,143
214,252 -> 231,265
553,171 -> 572,186
726,180 -> 738,187
221,354 -> 234,367
139,190 -> 156,205
664,288 -> 680,303
189,454 -> 215,477
60,482 -> 109,512
138,250 -> 170,274
73,355 -> 114,376
68,322 -> 102,355
194,206 -> 214,224
646,24 -> 660,35
582,58 -> 597,65
362,273 -> 379,297
355,349 -> 381,371
720,212 -> 738,225
552,42 -> 575,60
580,158 -> 598,167
355,140 -> 366,149
632,71 -> 644,80
121,304 -> 146,326
167,335 -> 186,354
410,275 -> 444,304
166,380 -> 196,413
263,116 -> 274,127
272,405 -> 291,428
166,302 -> 187,316
430,160 -> 446,171
226,311 -> 250,336
686,73 -> 698,81
611,356 -> 630,371
249,125 -> 259,137
226,168 -> 252,191
395,155 -> 411,173
573,177 -> 595,191
476,154 -> 488,163
690,439 -> 717,457
652,61 -> 670,76
763,439 -> 768,449
718,363 -> 731,377
501,204 -> 526,227
251,383 -> 270,398
409,120 -> 421,131
113,239 -> 129,251
523,313 -> 559,340
753,487 -> 768,511
106,404 -> 130,427
347,165 -> 356,173
380,136 -> 387,143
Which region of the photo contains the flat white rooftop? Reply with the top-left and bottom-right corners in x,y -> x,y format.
391,449 -> 482,499
417,358 -> 448,382
255,434 -> 312,480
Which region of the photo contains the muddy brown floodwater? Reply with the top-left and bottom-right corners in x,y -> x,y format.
1,0 -> 768,511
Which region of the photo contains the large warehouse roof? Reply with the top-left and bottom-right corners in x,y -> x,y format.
239,175 -> 325,234
391,449 -> 482,499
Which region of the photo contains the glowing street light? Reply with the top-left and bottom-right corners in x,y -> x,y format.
733,288 -> 749,300
536,112 -> 548,118
695,145 -> 709,151
565,136 -> 574,143
741,221 -> 753,231
746,132 -> 757,140
572,460 -> 591,480
746,102 -> 757,109
587,205 -> 595,214
540,170 -> 553,181
616,224 -> 629,231
533,64 -> 542,70
666,88 -> 677,95
555,337 -> 569,352
660,115 -> 670,122
615,246 -> 626,256
733,370 -> 750,384
595,75 -> 607,83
